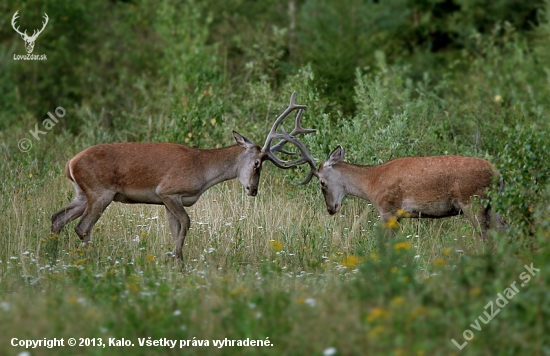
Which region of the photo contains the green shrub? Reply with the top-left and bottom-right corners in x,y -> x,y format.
492,125 -> 550,239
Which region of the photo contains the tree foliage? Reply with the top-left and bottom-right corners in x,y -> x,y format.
1,0 -> 550,239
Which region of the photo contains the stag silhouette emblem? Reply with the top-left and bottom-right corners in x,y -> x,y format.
11,11 -> 49,54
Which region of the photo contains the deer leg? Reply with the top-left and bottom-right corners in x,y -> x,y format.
161,195 -> 190,262
74,191 -> 114,247
165,206 -> 182,238
459,202 -> 490,240
51,182 -> 87,234
478,208 -> 491,240
492,211 -> 508,233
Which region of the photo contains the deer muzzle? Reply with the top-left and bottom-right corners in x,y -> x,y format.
327,203 -> 340,215
246,185 -> 258,197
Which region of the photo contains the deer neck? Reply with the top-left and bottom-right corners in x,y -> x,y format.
201,145 -> 243,188
337,162 -> 375,201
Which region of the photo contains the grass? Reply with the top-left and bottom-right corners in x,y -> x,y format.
2,151 -> 548,356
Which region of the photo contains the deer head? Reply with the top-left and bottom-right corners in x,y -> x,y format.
12,11 -> 49,54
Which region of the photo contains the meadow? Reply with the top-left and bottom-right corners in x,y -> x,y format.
1,0 -> 550,355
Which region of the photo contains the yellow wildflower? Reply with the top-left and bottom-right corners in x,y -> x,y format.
470,287 -> 481,296
443,248 -> 451,255
210,118 -> 216,126
366,308 -> 389,322
432,258 -> 446,267
296,297 -> 305,304
141,232 -> 147,238
146,254 -> 155,263
370,253 -> 379,261
341,255 -> 366,268
393,242 -> 412,250
68,297 -> 78,304
396,209 -> 410,218
269,240 -> 283,252
390,296 -> 405,306
383,216 -> 399,229
390,267 -> 398,273
494,94 -> 503,103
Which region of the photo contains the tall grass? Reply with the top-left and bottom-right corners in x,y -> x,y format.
1,148 -> 548,355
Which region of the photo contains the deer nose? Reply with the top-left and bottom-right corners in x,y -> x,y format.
328,203 -> 339,215
247,186 -> 258,196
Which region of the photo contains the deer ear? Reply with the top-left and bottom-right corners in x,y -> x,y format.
233,131 -> 255,149
326,145 -> 345,167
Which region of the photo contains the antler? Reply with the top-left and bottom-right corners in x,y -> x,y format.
262,92 -> 318,183
11,11 -> 26,37
261,92 -> 306,153
30,13 -> 49,39
270,109 -> 316,155
275,126 -> 319,184
11,11 -> 48,40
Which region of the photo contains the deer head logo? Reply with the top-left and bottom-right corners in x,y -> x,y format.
11,11 -> 49,54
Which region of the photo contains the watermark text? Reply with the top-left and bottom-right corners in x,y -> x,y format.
18,107 -> 65,152
451,263 -> 540,350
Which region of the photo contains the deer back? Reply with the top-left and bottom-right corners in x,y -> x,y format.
366,156 -> 498,209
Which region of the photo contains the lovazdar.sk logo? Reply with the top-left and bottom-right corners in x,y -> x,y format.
11,10 -> 48,60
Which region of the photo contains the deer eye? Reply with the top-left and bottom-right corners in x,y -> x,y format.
254,160 -> 261,169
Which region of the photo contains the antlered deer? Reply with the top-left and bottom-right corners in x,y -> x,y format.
296,145 -> 505,238
51,92 -> 315,261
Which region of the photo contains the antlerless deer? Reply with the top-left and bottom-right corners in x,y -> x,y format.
295,145 -> 505,238
51,92 -> 316,262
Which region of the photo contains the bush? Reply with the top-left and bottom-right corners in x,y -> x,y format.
492,125 -> 550,239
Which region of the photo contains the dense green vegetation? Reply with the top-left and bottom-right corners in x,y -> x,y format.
1,0 -> 549,355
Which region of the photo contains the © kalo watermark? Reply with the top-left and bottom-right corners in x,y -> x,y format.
18,107 -> 65,152
451,263 -> 540,350
11,10 -> 48,61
